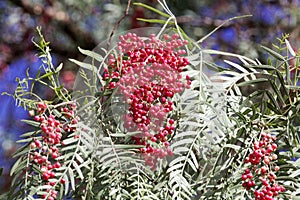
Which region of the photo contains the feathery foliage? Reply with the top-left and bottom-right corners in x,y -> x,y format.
3,1 -> 300,200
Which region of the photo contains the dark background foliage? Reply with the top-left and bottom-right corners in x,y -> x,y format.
0,0 -> 300,194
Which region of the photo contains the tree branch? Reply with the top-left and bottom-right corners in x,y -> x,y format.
9,0 -> 98,50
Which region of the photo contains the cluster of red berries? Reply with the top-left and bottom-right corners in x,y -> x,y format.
29,101 -> 78,200
102,33 -> 191,169
242,131 -> 285,200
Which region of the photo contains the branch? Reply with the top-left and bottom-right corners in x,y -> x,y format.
9,0 -> 97,50
106,0 -> 131,49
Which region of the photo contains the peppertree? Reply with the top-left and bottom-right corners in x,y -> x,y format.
2,1 -> 300,200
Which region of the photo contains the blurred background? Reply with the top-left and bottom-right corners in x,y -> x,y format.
1,0 -> 300,193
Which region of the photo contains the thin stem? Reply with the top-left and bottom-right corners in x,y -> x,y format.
196,15 -> 252,44
107,0 -> 131,50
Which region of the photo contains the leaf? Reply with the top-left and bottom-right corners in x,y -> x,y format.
62,137 -> 78,145
69,59 -> 98,72
167,163 -> 184,173
285,85 -> 300,90
72,161 -> 84,179
269,80 -> 285,106
245,64 -> 276,70
68,168 -> 75,190
285,39 -> 296,57
276,176 -> 298,182
55,63 -> 63,73
37,185 -> 53,190
224,60 -> 249,73
136,18 -> 174,25
261,45 -> 285,61
168,156 -> 187,169
20,130 -> 40,138
290,169 -> 300,178
61,144 -> 78,152
63,174 -> 69,196
21,119 -> 41,127
187,157 -> 198,172
173,131 -> 198,138
10,157 -> 23,176
78,47 -> 104,62
236,78 -> 269,87
133,3 -> 170,18
12,144 -> 30,158
223,144 -> 241,151
75,153 -> 84,164
39,71 -> 55,79
202,49 -> 257,64
171,138 -> 195,149
16,138 -> 34,143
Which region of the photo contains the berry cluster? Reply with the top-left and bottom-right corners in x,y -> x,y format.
30,102 -> 78,200
242,132 -> 285,200
102,33 -> 191,169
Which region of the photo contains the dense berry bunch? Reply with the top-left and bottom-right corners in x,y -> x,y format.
242,132 -> 285,200
29,101 -> 78,200
102,33 -> 191,169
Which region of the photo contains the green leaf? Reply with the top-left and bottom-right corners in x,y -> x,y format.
63,174 -> 69,196
276,176 -> 298,182
98,144 -> 142,149
0,168 -> 3,176
69,59 -> 98,72
55,63 -> 63,73
265,91 -> 281,114
136,18 -> 174,25
245,65 -> 276,70
275,70 -> 289,96
285,39 -> 296,57
62,137 -> 78,145
39,71 -> 55,79
78,47 -> 103,62
261,45 -> 285,61
133,3 -> 170,18
187,158 -> 198,172
290,169 -> 300,178
20,130 -> 40,138
10,157 -> 23,176
68,168 -> 75,190
269,80 -> 285,106
223,144 -> 241,151
285,85 -> 300,90
12,144 -> 30,158
167,163 -> 184,173
224,60 -> 249,73
72,161 -> 84,179
202,49 -> 257,64
21,119 -> 41,127
236,78 -> 269,87
16,138 -> 34,143
75,153 -> 84,164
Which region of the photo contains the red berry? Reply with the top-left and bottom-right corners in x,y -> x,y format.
247,173 -> 253,179
52,152 -> 58,159
169,119 -> 174,124
42,173 -> 50,181
271,143 -> 277,150
60,178 -> 66,184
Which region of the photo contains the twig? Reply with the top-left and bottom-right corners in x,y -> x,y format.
107,0 -> 131,50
